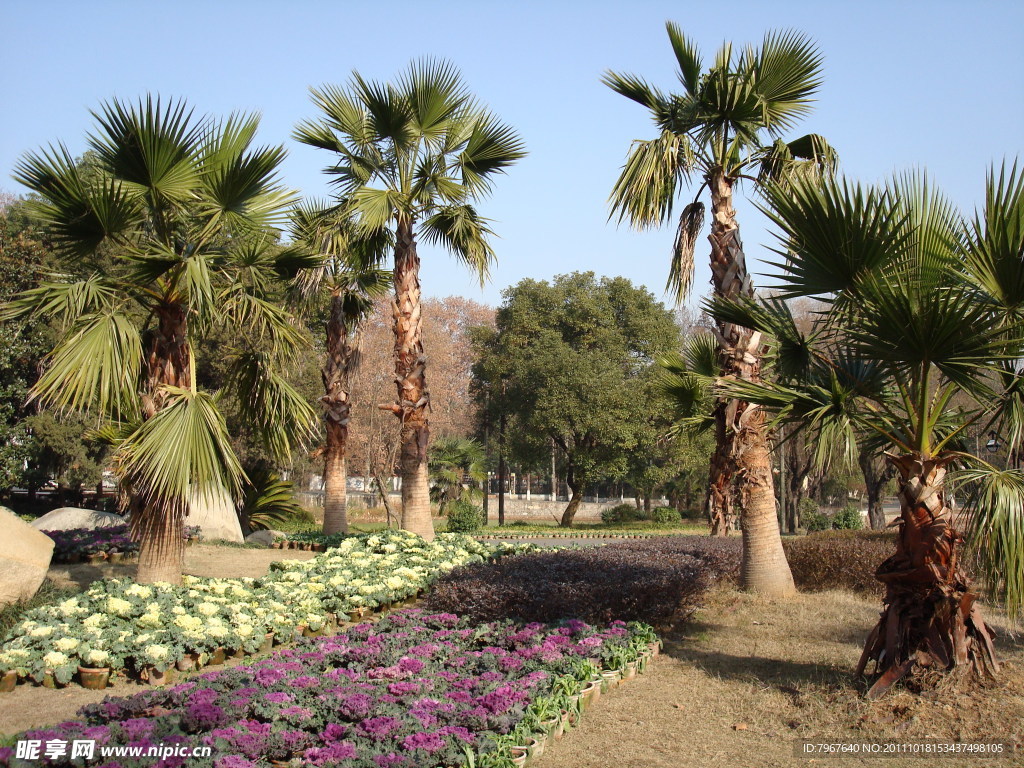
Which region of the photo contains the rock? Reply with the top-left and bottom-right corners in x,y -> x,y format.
187,486 -> 244,543
0,506 -> 54,606
31,507 -> 126,532
244,530 -> 286,547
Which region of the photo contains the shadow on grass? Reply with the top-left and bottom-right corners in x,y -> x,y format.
661,638 -> 858,691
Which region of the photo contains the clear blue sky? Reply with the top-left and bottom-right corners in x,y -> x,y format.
2,0 -> 1022,309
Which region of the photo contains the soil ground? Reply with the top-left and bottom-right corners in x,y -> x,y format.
3,552 -> 1022,768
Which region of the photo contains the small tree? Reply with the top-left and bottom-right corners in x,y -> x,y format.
428,436 -> 486,513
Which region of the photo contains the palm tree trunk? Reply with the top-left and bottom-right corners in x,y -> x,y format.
857,454 -> 998,698
322,292 -> 352,536
387,218 -> 434,541
134,303 -> 191,584
708,170 -> 794,595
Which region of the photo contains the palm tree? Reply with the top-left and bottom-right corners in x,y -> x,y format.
295,60 -> 525,541
605,25 -> 835,595
428,436 -> 487,512
290,205 -> 391,536
713,167 -> 1024,696
5,97 -> 316,583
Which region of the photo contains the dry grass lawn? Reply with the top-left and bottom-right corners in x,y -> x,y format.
541,586 -> 1023,767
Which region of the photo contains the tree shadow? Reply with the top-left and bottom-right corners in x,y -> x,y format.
662,639 -> 858,692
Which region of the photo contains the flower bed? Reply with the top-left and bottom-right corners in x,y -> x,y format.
43,525 -> 202,564
425,536 -> 740,626
0,532 -> 536,689
1,610 -> 659,767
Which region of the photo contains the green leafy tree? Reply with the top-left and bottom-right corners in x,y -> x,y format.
606,25 -> 836,595
295,59 -> 526,541
712,167 -> 1024,695
0,197 -> 56,495
475,272 -> 680,526
4,97 -> 317,583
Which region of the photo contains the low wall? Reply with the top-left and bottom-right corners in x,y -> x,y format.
299,492 -> 640,522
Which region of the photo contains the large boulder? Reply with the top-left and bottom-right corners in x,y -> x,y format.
0,506 -> 54,606
187,487 -> 244,543
244,529 -> 286,547
31,507 -> 126,532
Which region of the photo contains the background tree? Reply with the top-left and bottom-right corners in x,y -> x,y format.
295,59 -> 525,541
474,272 -> 680,526
0,196 -> 57,498
715,168 -> 1024,696
5,97 -> 316,583
606,25 -> 836,595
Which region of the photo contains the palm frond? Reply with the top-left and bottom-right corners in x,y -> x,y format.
88,95 -> 201,209
420,205 -> 496,286
610,130 -> 693,228
957,462 -> 1024,619
665,22 -> 703,95
963,160 -> 1024,315
226,351 -> 318,464
117,386 -> 243,514
32,310 -> 142,419
667,201 -> 705,303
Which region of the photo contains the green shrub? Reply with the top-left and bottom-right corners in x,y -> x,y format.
445,500 -> 483,533
803,510 -> 831,532
650,507 -> 679,523
783,530 -> 895,595
832,504 -> 865,530
600,503 -> 640,524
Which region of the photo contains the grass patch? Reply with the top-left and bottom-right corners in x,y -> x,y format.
0,579 -> 81,638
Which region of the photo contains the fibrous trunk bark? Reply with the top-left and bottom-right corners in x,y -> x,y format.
857,454 -> 998,698
707,170 -> 794,595
322,292 -> 353,536
133,303 -> 191,584
385,218 -> 434,541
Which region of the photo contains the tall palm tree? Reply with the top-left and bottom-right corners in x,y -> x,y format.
5,97 -> 317,583
295,60 -> 525,541
605,25 -> 836,595
290,205 -> 391,535
713,167 -> 1024,696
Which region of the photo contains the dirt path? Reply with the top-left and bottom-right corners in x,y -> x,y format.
541,587 -> 1023,767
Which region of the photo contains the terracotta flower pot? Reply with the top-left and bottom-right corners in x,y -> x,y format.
107,551 -> 124,564
208,648 -> 226,666
600,669 -> 620,692
176,652 -> 201,672
648,641 -> 661,658
143,666 -> 175,686
581,680 -> 601,710
77,666 -> 110,690
510,747 -> 528,767
260,633 -> 275,653
0,670 -> 16,693
86,553 -> 106,565
41,672 -> 58,689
